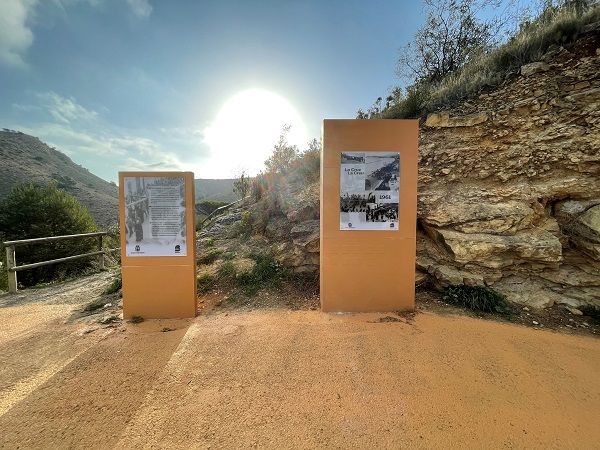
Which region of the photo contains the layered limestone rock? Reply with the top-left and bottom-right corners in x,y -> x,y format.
418,31 -> 600,308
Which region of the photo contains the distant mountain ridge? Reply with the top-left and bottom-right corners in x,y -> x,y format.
0,130 -> 119,227
0,130 -> 238,228
195,179 -> 237,203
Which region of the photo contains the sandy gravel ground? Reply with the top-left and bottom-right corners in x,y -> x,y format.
0,280 -> 599,449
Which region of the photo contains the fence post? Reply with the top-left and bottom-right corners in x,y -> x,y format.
97,235 -> 104,270
6,245 -> 17,293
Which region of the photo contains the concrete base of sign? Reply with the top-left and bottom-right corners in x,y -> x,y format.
320,120 -> 418,312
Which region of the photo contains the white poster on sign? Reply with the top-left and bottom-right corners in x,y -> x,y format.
124,176 -> 187,256
340,151 -> 400,231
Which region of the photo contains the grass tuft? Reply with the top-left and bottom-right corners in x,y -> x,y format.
198,249 -> 222,265
237,253 -> 287,296
443,285 -> 509,314
196,273 -> 216,294
103,274 -> 122,295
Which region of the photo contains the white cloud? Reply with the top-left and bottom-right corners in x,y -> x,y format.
126,0 -> 152,18
36,91 -> 99,124
0,0 -> 37,67
0,0 -> 151,68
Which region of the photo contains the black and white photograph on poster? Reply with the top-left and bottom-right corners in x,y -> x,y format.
340,151 -> 400,231
124,176 -> 187,256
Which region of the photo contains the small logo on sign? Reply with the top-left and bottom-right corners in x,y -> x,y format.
390,223 -> 395,228
348,222 -> 353,228
175,244 -> 181,253
135,245 -> 140,251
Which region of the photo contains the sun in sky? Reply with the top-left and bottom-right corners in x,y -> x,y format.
202,89 -> 308,178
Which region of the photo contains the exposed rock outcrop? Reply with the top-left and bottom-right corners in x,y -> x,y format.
418,32 -> 600,308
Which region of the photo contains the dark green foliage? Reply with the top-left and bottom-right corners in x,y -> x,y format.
197,200 -> 228,215
0,130 -> 118,228
0,183 -> 98,286
230,211 -> 254,238
237,253 -> 287,296
52,173 -> 76,190
103,274 -> 122,295
444,285 -> 509,313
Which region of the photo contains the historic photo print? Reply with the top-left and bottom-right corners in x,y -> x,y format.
340,151 -> 400,231
124,176 -> 187,256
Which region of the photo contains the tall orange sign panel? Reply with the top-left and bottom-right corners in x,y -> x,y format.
119,172 -> 197,319
320,120 -> 418,312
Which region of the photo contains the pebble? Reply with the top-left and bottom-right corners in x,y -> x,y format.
532,321 -> 539,325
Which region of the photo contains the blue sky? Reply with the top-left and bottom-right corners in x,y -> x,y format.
0,0 -> 535,181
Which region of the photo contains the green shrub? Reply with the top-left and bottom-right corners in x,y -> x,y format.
382,82 -> 432,119
443,285 -> 508,313
0,183 -> 98,287
103,274 -> 122,295
197,273 -> 216,293
237,253 -> 286,296
234,211 -> 253,237
217,261 -> 236,279
0,259 -> 8,292
197,200 -> 228,215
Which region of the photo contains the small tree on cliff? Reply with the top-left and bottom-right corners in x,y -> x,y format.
264,125 -> 299,174
233,170 -> 251,199
397,0 -> 500,83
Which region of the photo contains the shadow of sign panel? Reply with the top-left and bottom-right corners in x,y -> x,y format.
340,151 -> 400,231
123,176 -> 187,257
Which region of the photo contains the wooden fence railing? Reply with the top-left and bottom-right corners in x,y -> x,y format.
3,232 -> 119,294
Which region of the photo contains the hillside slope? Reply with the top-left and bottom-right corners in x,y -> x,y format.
0,130 -> 118,227
195,179 -> 236,203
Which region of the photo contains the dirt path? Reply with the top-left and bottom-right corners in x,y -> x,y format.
0,286 -> 599,449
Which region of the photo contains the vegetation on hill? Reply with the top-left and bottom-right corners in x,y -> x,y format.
248,129 -> 320,231
0,183 -> 99,289
358,0 -> 600,119
0,130 -> 118,227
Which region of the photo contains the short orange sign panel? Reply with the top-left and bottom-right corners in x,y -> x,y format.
119,172 -> 197,319
320,120 -> 418,312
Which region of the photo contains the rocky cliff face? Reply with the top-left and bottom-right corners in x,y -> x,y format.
417,33 -> 600,308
